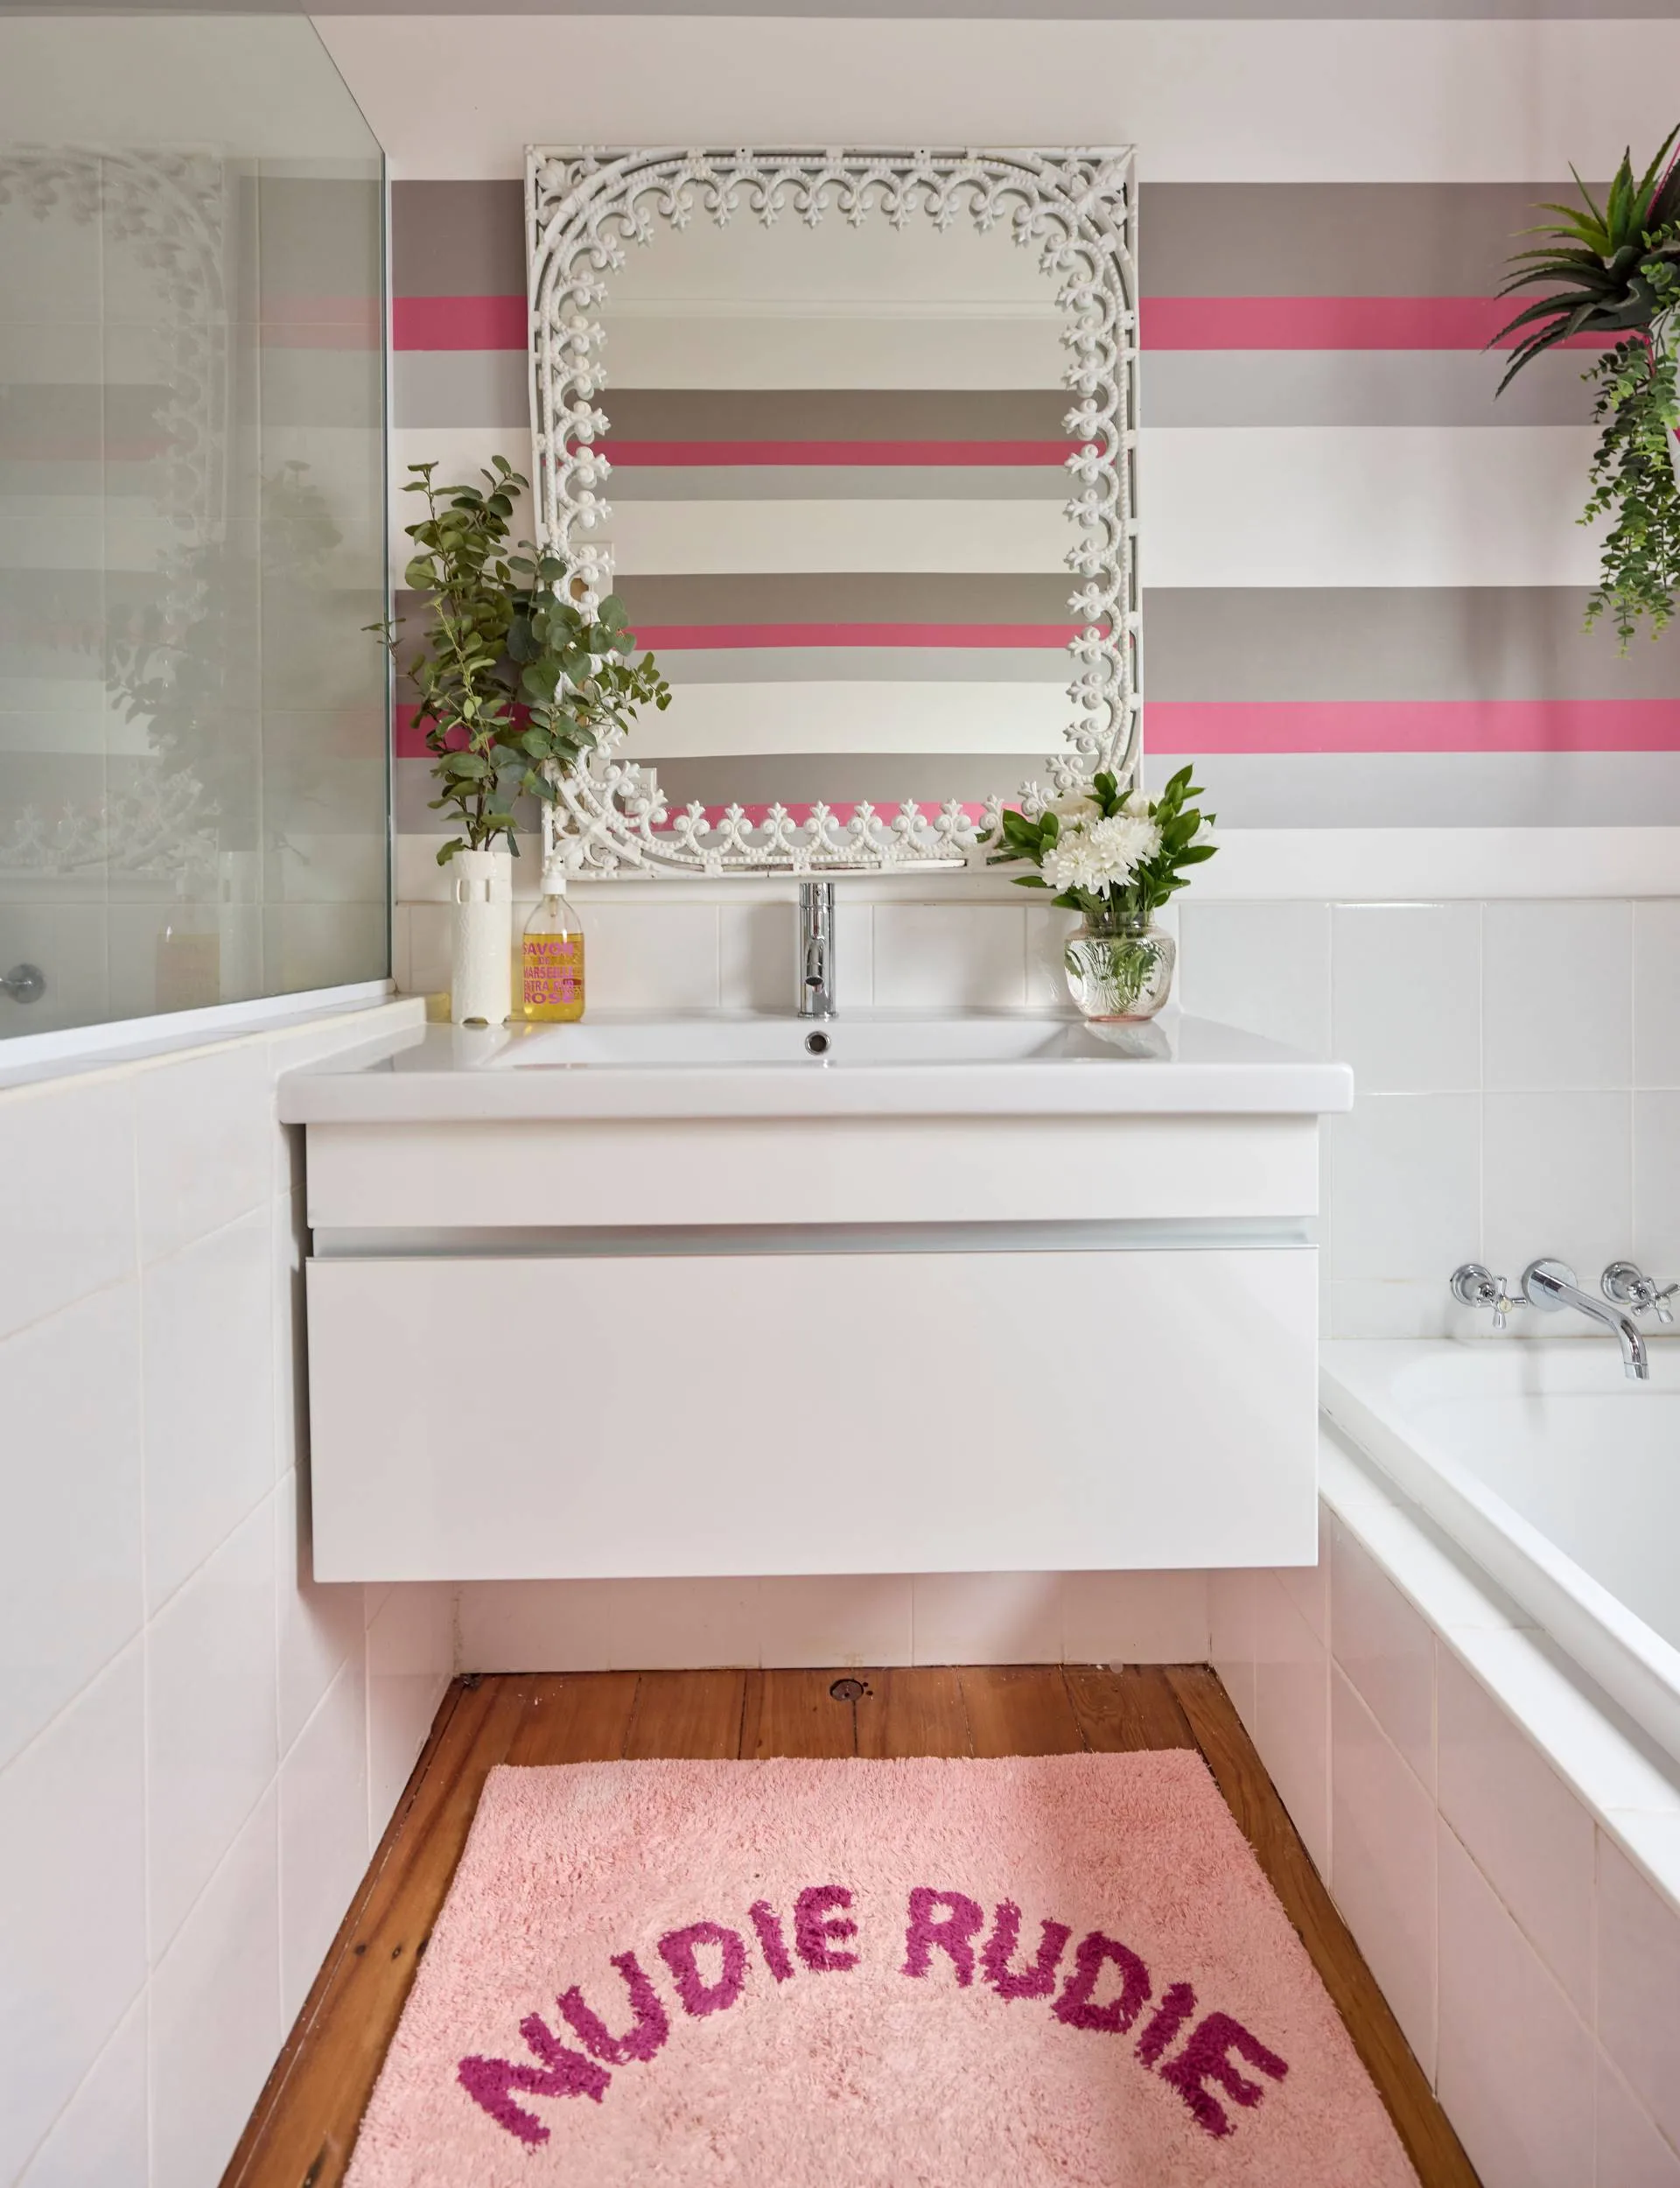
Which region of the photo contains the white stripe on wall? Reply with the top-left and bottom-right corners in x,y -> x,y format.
619,680 -> 1070,756
318,18 -> 1680,183
595,312 -> 1065,389
394,424 -> 1604,589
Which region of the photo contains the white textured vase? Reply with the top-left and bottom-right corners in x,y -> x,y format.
449,845 -> 513,1026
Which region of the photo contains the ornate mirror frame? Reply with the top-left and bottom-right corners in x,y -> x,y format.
526,144 -> 1138,876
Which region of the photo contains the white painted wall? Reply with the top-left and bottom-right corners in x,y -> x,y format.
0,997 -> 453,2188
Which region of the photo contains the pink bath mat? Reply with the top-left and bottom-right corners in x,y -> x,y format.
346,1753 -> 1418,2186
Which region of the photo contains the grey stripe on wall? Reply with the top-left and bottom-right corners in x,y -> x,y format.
396,750 -> 1680,835
1140,751 -> 1680,827
396,574 -> 1078,625
391,180 -> 1593,302
1146,588 -> 1680,701
391,345 -> 1593,432
654,647 -> 1073,684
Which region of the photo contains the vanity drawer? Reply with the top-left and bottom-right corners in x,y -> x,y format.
306,1245 -> 1317,1581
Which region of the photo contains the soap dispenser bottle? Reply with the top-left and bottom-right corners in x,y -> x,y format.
518,863 -> 586,1021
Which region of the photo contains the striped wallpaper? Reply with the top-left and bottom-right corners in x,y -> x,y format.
389,171 -> 1680,834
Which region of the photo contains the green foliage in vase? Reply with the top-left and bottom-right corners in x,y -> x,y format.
982,766 -> 1216,934
368,459 -> 671,865
1493,130 -> 1680,647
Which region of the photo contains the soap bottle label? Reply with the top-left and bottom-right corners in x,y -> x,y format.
522,932 -> 584,1012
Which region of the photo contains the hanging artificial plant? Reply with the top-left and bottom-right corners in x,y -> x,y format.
1493,129 -> 1680,648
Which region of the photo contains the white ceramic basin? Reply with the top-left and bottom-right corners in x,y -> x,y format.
277,1011 -> 1354,1123
499,1013 -> 1142,1069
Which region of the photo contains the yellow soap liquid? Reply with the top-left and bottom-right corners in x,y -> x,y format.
516,888 -> 585,1021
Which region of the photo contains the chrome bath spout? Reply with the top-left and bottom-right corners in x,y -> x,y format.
1522,1259 -> 1648,1381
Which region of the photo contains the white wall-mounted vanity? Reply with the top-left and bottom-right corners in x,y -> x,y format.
281,1013 -> 1351,1582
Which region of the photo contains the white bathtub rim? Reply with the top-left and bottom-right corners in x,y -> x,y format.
1320,1338 -> 1680,1783
1320,1425 -> 1680,1924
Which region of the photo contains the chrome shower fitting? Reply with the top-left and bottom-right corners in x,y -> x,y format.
1602,1261 -> 1678,1327
1450,1263 -> 1523,1329
1,963 -> 44,1005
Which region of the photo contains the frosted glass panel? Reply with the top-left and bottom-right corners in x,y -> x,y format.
0,16 -> 388,1036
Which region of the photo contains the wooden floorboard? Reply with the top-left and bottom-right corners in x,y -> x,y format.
502,1672 -> 641,1765
1166,1666 -> 1480,2188
1065,1663 -> 1199,1752
741,1667 -> 859,1757
855,1666 -> 971,1757
226,1662 -> 1479,2188
623,1667 -> 746,1759
959,1663 -> 1086,1757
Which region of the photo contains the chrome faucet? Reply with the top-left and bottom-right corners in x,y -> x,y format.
1522,1258 -> 1648,1381
797,880 -> 836,1019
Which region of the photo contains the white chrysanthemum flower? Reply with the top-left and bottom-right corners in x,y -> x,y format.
1046,811 -> 1161,894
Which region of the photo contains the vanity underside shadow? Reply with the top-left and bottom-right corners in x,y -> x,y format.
220,1666 -> 1478,2188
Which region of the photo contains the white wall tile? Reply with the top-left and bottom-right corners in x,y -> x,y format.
276,1467 -> 366,1758
718,899 -> 788,1013
1331,1516 -> 1435,1792
273,1188 -> 305,1476
1252,1569 -> 1330,1874
582,901 -> 719,1011
1634,901 -> 1680,1091
836,898 -> 874,1007
456,1578 -> 612,1672
1176,899 -> 1332,1055
1328,1093 -> 1480,1284
367,1582 -> 454,1843
1025,902 -> 1077,1010
1437,1821 -> 1594,2188
1062,1569 -> 1210,1664
1436,1647 -> 1594,2016
143,1204 -> 275,1612
602,1576 -> 760,1672
1325,1276 -> 1460,1340
406,900 -> 450,996
1633,1092 -> 1680,1281
149,1787 -> 282,2188
1483,900 -> 1632,1091
872,903 -> 1026,1009
18,1994 -> 148,2188
0,1645 -> 148,2184
1597,1831 -> 1680,2153
279,1655 -> 368,2027
758,1574 -> 914,1668
146,1496 -> 278,1963
0,1075 -> 135,1342
1480,1090 -> 1633,1287
1208,1567 -> 1256,1736
0,1283 -> 144,1771
1331,902 -> 1480,1093
1273,1508 -> 1328,1645
1330,1666 -> 1437,2078
134,1041 -> 270,1264
911,1572 -> 1062,1665
1597,2051 -> 1680,2188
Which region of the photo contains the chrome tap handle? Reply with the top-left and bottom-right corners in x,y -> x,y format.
1603,1262 -> 1678,1325
1451,1262 -> 1522,1329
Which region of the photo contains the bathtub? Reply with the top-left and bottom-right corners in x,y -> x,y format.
1320,1338 -> 1680,1769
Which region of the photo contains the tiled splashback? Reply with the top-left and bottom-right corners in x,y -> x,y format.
396,885 -> 1680,1342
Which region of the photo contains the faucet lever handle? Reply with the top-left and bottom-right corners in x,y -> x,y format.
1602,1261 -> 1677,1323
1451,1262 -> 1522,1329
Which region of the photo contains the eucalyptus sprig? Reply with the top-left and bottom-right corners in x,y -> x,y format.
984,767 -> 1216,933
368,458 -> 670,865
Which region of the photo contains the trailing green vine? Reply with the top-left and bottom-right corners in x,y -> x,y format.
1493,129 -> 1680,649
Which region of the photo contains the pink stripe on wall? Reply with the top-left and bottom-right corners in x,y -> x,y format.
1146,699 -> 1680,754
394,294 -> 526,350
1141,297 -> 1606,350
636,622 -> 1083,649
393,293 -> 1612,355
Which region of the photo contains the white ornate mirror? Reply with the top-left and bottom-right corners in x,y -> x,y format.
526,145 -> 1138,875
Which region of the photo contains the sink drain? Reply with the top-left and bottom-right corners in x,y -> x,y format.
804,1030 -> 831,1056
829,1677 -> 867,1702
